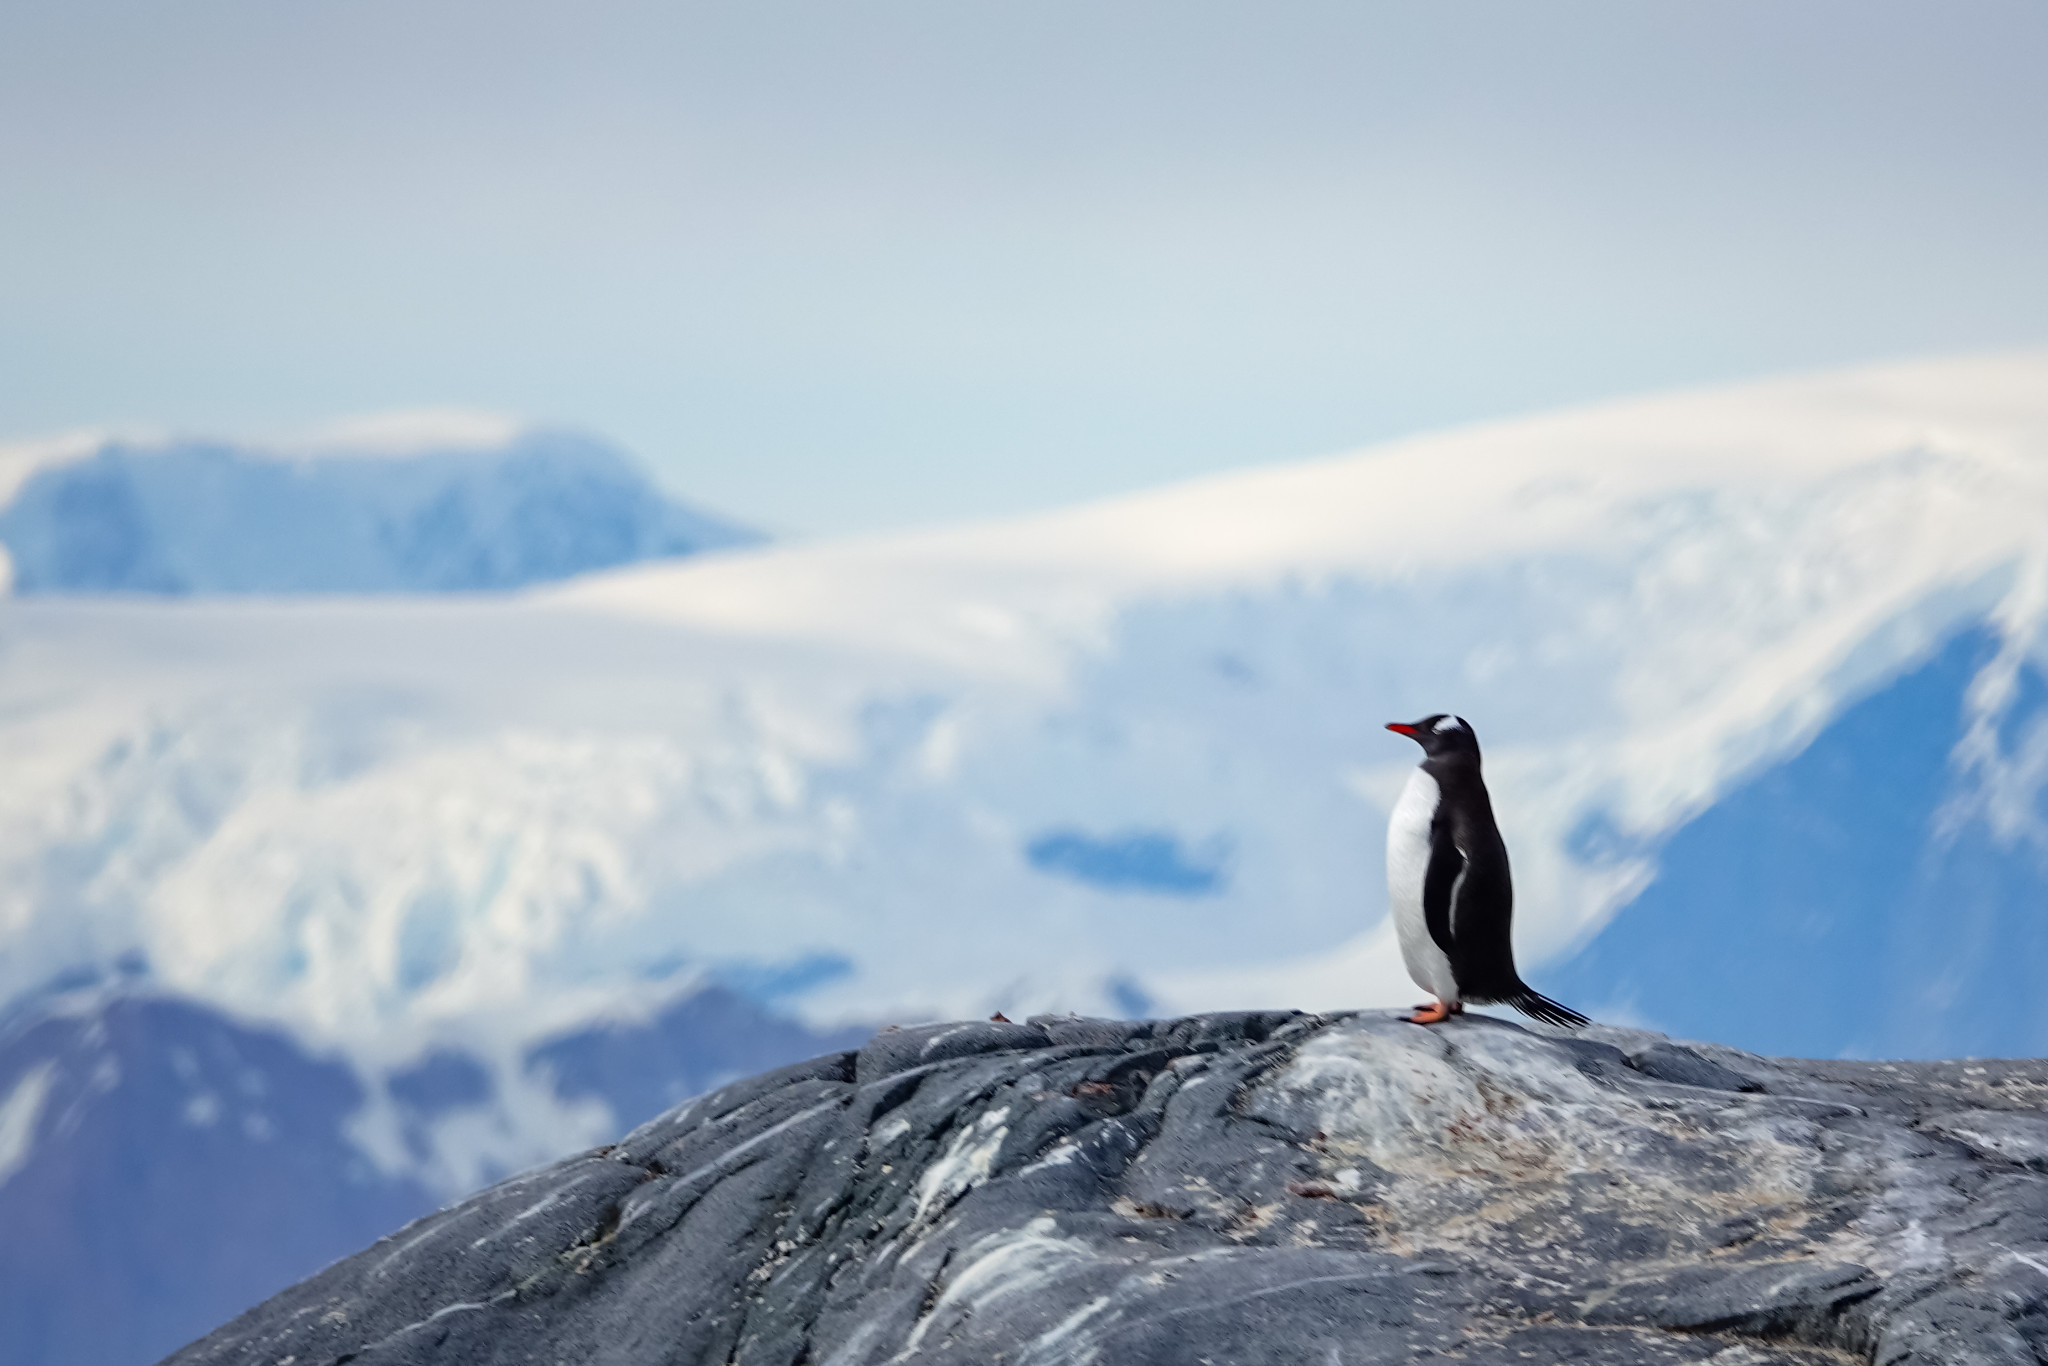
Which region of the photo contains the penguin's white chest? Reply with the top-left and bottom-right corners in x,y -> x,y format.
1386,767 -> 1460,1003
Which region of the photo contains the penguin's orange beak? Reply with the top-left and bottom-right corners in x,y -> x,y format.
1385,722 -> 1419,736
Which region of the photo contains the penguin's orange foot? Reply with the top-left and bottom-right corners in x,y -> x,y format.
1407,1001 -> 1453,1025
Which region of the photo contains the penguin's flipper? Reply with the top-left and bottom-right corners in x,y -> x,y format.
1501,991 -> 1590,1029
1420,815 -> 1464,959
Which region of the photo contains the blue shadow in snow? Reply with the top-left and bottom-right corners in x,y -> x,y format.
1025,828 -> 1228,896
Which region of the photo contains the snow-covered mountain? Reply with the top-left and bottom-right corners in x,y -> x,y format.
7,354 -> 2048,1363
0,414 -> 759,594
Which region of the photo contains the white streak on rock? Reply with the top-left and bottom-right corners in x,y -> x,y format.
896,1216 -> 1098,1361
913,1106 -> 1011,1224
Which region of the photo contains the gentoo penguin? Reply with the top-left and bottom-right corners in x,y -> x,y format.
1385,715 -> 1588,1028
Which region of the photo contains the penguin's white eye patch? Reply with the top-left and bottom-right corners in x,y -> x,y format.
1433,716 -> 1465,734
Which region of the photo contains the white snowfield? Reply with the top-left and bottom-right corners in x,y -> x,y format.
2,354 -> 2047,1182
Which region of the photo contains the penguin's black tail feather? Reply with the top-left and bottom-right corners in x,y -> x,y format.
1504,991 -> 1590,1029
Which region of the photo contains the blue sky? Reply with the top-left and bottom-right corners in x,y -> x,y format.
2,1 -> 2044,535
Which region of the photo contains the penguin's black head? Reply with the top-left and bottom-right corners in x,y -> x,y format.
1386,714 -> 1480,760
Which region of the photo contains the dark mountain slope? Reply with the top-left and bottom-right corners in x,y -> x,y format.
0,987 -> 865,1366
1552,625 -> 2048,1059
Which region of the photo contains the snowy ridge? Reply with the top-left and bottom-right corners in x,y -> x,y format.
1,354 -> 2047,1189
281,408 -> 530,456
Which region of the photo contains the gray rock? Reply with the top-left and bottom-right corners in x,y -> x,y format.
164,1012 -> 2048,1366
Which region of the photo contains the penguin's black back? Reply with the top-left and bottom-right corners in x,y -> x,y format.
1423,751 -> 1588,1028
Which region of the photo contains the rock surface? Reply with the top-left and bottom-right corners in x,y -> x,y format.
167,1012 -> 2048,1365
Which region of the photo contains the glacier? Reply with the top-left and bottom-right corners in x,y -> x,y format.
6,355 -> 2048,1362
